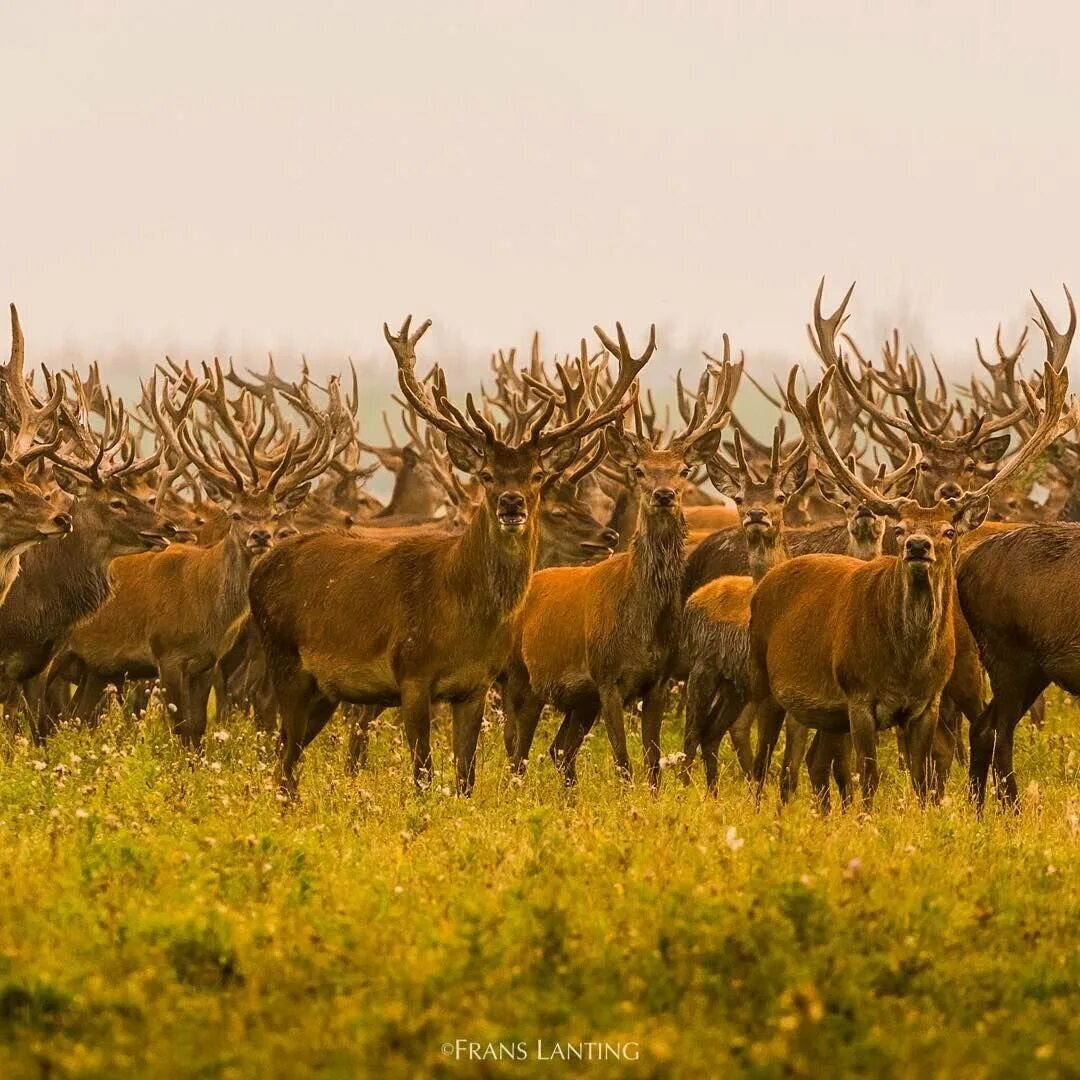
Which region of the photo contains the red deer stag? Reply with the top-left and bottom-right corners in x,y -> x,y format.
503,332 -> 734,789
249,316 -> 639,796
747,282 -> 1076,808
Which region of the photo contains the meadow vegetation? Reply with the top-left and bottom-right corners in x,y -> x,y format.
0,694 -> 1076,1078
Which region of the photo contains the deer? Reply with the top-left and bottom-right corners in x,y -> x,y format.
676,424 -> 809,790
0,399 -> 183,725
745,282 -> 1077,809
0,307 -> 79,601
502,332 -> 734,790
43,364 -> 341,744
248,315 -> 638,797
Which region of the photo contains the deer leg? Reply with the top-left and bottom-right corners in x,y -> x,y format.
682,666 -> 718,785
752,699 -> 785,794
847,699 -> 880,809
830,734 -> 855,810
895,727 -> 909,771
346,705 -> 380,774
640,683 -> 667,791
728,704 -> 755,780
991,676 -> 1047,811
186,668 -> 214,748
275,693 -> 335,801
806,731 -> 832,813
779,718 -> 809,804
904,697 -> 940,806
506,669 -> 544,775
700,691 -> 745,794
969,664 -> 1042,810
451,691 -> 486,797
549,702 -> 599,785
598,688 -> 632,782
398,682 -> 434,789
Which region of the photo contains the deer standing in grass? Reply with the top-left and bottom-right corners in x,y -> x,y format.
249,316 -> 636,796
503,330 -> 734,789
46,365 -> 339,744
747,283 -> 1077,808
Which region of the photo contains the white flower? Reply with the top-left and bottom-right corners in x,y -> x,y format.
724,826 -> 744,852
212,730 -> 230,743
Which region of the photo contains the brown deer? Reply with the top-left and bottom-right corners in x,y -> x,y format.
45,365 -> 340,744
747,283 -> 1077,808
0,306 -> 76,601
249,316 -> 638,796
503,337 -> 734,789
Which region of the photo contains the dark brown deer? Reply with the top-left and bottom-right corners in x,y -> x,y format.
0,421 -> 180,711
959,522 -> 1080,808
747,282 -> 1076,808
249,316 -> 638,796
0,306 -> 76,601
503,337 -> 734,789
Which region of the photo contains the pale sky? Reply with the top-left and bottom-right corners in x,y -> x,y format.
3,2 -> 1079,415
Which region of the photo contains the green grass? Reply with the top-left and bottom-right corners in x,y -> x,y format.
0,693 -> 1076,1079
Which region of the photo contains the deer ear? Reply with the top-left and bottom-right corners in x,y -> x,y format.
52,467 -> 83,496
953,494 -> 989,534
201,479 -> 228,503
604,426 -> 644,469
974,434 -> 1011,464
541,437 -> 581,477
815,474 -> 841,505
280,482 -> 311,509
400,445 -> 420,468
780,453 -> 810,495
682,427 -> 725,466
444,434 -> 484,475
703,459 -> 740,500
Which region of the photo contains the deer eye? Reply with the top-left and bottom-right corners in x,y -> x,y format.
633,466 -> 646,478
531,470 -> 544,483
109,499 -> 126,511
231,511 -> 242,521
678,466 -> 691,478
776,493 -> 786,504
733,495 -> 743,505
943,527 -> 956,539
893,525 -> 905,537
550,506 -> 567,519
0,492 -> 13,505
480,471 -> 495,484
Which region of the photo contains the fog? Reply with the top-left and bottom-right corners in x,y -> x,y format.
3,1 -> 1078,430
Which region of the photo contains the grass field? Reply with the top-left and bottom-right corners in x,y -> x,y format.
0,693 -> 1076,1079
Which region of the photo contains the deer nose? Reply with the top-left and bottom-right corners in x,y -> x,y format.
498,492 -> 526,514
936,481 -> 963,501
249,528 -> 272,546
162,521 -> 179,537
51,512 -> 73,534
652,488 -> 676,507
905,535 -> 932,560
601,527 -> 619,547
745,507 -> 768,524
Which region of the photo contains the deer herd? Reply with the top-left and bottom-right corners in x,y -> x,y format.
0,282 -> 1078,815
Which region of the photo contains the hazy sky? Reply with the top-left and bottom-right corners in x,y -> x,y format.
4,2 -> 1079,407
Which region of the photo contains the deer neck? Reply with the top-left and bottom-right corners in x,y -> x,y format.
382,468 -> 438,518
745,528 -> 789,583
448,503 -> 538,621
891,557 -> 952,654
628,502 -> 688,617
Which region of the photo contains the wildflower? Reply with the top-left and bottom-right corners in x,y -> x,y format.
212,729 -> 230,743
74,808 -> 89,820
724,826 -> 744,852
31,760 -> 47,772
